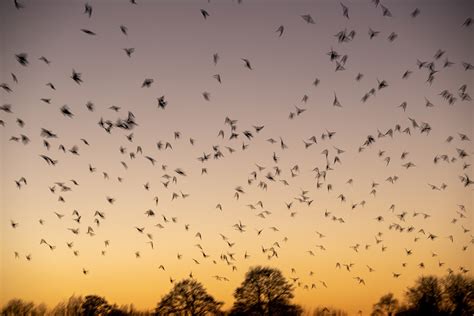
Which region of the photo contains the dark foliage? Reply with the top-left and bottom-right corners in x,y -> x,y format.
372,274 -> 474,316
229,266 -> 302,316
154,278 -> 223,316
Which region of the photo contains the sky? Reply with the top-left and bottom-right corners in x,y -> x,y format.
0,0 -> 473,314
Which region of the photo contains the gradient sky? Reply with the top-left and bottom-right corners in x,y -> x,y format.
1,0 -> 473,314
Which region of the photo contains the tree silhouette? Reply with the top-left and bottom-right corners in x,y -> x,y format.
372,274 -> 474,316
34,303 -> 48,316
107,307 -> 128,316
230,266 -> 302,316
50,295 -> 83,315
403,275 -> 444,315
312,306 -> 348,316
442,273 -> 474,316
154,278 -> 223,316
108,304 -> 147,316
81,295 -> 112,316
371,293 -> 399,316
2,272 -> 472,316
1,299 -> 34,316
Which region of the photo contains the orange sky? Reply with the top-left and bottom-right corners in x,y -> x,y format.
1,0 -> 473,314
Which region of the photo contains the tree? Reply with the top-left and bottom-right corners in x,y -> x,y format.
108,306 -> 128,316
50,295 -> 84,316
81,295 -> 112,316
50,301 -> 67,315
404,275 -> 445,315
1,299 -> 34,316
371,293 -> 399,316
32,303 -> 48,316
66,295 -> 84,316
230,266 -> 302,316
154,278 -> 223,316
442,273 -> 474,316
312,306 -> 348,316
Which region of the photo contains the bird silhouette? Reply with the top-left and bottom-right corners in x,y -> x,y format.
275,25 -> 284,37
200,9 -> 209,19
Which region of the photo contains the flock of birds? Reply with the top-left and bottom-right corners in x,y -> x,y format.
2,0 -> 473,310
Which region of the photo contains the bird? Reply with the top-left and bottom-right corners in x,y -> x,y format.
120,25 -> 128,35
39,56 -> 51,65
381,5 -> 392,17
157,96 -> 168,109
81,29 -> 96,36
200,9 -> 209,19
15,53 -> 28,66
71,70 -> 82,84
301,14 -> 315,24
368,28 -> 380,39
411,8 -> 420,18
84,3 -> 92,17
142,78 -> 154,88
124,48 -> 135,57
462,17 -> 472,27
340,2 -> 349,19
241,58 -> 252,70
13,0 -> 24,9
0,83 -> 12,92
275,25 -> 284,37
40,155 -> 58,166
213,74 -> 221,83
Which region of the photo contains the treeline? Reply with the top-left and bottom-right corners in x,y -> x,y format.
371,273 -> 474,316
1,266 -> 473,316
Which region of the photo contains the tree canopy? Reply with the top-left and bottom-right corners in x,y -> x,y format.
371,293 -> 399,316
442,273 -> 474,316
372,274 -> 474,316
81,295 -> 113,316
230,266 -> 302,316
154,278 -> 223,316
405,275 -> 444,315
1,299 -> 35,316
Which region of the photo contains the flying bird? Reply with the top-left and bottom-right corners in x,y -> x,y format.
200,9 -> 209,19
301,14 -> 315,24
71,70 -> 82,84
81,29 -> 96,36
241,58 -> 253,70
275,25 -> 284,37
